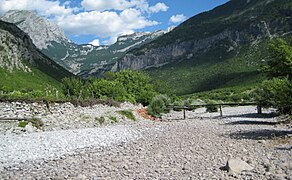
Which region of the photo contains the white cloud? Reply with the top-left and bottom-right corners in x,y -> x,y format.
0,0 -> 168,45
81,0 -> 134,11
169,14 -> 187,24
57,9 -> 158,42
89,39 -> 100,46
0,0 -> 73,17
148,2 -> 168,13
81,0 -> 168,14
102,36 -> 118,45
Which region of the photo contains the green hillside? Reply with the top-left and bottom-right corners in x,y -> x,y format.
122,0 -> 292,95
147,39 -> 269,95
0,67 -> 62,92
0,20 -> 73,94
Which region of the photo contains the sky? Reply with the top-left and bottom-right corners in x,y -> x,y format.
0,0 -> 229,45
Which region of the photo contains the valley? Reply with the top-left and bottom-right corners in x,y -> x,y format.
0,0 -> 291,179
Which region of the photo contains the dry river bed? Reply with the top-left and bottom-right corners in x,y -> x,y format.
0,106 -> 291,179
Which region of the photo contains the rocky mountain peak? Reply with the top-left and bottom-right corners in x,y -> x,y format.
0,10 -> 69,49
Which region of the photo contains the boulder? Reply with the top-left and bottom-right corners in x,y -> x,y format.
226,158 -> 253,173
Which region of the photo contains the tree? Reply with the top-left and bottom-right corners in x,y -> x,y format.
265,37 -> 292,80
255,37 -> 292,114
255,77 -> 292,114
111,70 -> 156,105
61,77 -> 84,97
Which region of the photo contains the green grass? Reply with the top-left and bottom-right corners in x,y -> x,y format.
109,116 -> 118,123
118,110 -> 136,121
147,40 -> 268,96
18,121 -> 28,128
181,86 -> 257,103
0,67 -> 62,92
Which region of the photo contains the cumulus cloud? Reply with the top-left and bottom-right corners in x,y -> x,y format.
81,0 -> 134,11
148,2 -> 168,13
89,39 -> 100,46
169,14 -> 187,24
57,9 -> 158,39
0,0 -> 72,17
0,0 -> 168,45
81,0 -> 168,14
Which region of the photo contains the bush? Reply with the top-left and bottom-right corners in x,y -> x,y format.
62,77 -> 84,97
29,117 -> 44,129
147,94 -> 171,117
109,116 -> 118,123
18,121 -> 28,128
205,100 -> 219,113
96,116 -> 105,125
118,110 -> 136,121
254,77 -> 292,114
112,70 -> 157,105
206,105 -> 218,113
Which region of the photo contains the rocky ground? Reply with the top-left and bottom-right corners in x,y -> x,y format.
0,103 -> 291,179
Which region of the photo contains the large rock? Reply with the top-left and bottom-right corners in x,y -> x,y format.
226,158 -> 253,173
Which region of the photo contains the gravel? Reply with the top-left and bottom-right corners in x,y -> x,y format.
0,105 -> 291,179
0,126 -> 142,168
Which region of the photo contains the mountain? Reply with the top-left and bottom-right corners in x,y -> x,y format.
0,20 -> 72,91
109,0 -> 292,95
0,10 -> 170,75
77,29 -> 173,78
0,10 -> 69,50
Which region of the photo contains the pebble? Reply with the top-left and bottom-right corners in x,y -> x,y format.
0,104 -> 290,179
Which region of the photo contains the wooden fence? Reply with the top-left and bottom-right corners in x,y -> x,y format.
167,102 -> 261,119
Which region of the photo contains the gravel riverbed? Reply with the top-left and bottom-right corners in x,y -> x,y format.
0,105 -> 291,179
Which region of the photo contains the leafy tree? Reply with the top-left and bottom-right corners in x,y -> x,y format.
255,77 -> 292,114
255,37 -> 292,114
265,37 -> 292,79
61,77 -> 84,97
86,79 -> 128,101
111,70 -> 156,105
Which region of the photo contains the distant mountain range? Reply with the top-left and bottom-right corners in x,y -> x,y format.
0,20 -> 72,91
1,0 -> 291,95
0,10 -> 173,75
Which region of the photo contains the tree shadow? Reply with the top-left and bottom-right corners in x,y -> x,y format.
229,129 -> 292,140
224,113 -> 278,119
225,120 -> 278,126
276,146 -> 292,151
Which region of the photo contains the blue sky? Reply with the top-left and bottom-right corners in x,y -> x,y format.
0,0 -> 229,45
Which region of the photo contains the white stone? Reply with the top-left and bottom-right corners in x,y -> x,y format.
227,158 -> 253,173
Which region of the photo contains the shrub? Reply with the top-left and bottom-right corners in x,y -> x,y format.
206,105 -> 219,113
118,110 -> 136,121
109,116 -> 118,123
147,94 -> 171,117
254,77 -> 292,114
205,100 -> 219,113
62,77 -> 84,97
29,117 -> 44,129
18,121 -> 28,128
111,70 -> 156,105
96,116 -> 105,125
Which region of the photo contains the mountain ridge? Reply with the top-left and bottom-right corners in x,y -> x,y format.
1,10 -> 172,75
0,20 -> 73,91
105,0 -> 292,94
